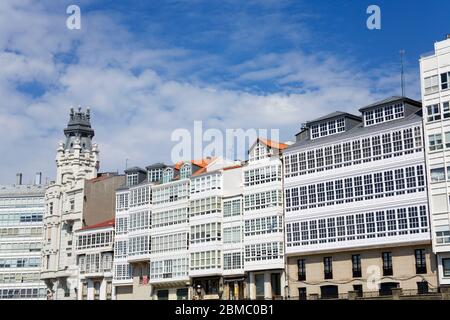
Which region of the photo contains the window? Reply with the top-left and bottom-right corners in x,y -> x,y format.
223,199 -> 241,217
382,252 -> 393,276
323,257 -> 333,279
431,167 -> 445,182
443,258 -> 450,277
310,118 -> 345,140
446,132 -> 450,149
427,104 -> 441,122
424,75 -> 439,94
353,285 -> 363,297
298,288 -> 307,300
443,102 -> 450,119
352,254 -> 361,278
417,281 -> 429,294
297,259 -> 306,281
442,72 -> 450,90
162,168 -> 174,183
126,173 -> 139,186
180,163 -> 192,179
429,134 -> 443,151
415,249 -> 427,274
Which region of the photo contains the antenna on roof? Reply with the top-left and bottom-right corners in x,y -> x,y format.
399,49 -> 406,97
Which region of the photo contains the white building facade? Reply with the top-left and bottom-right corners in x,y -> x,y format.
0,174 -> 46,299
75,219 -> 115,300
283,99 -> 437,298
243,139 -> 287,300
41,108 -> 99,299
420,36 -> 450,287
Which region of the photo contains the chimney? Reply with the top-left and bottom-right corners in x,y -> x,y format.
16,173 -> 22,185
35,172 -> 42,185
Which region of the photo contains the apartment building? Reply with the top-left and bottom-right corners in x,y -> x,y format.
41,108 -> 124,299
113,158 -> 244,300
0,173 -> 46,300
243,138 -> 288,300
283,97 -> 437,299
75,219 -> 115,300
188,160 -> 242,300
420,35 -> 450,287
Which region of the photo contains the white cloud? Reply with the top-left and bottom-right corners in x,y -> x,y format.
0,0 -> 420,184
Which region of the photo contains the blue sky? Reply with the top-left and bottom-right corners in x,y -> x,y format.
1,0 -> 449,183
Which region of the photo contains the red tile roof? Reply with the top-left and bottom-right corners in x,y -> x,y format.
258,138 -> 288,150
223,164 -> 242,171
174,157 -> 216,170
78,219 -> 115,231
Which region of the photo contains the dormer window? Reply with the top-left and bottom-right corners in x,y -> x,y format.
364,103 -> 404,127
250,143 -> 269,161
162,168 -> 174,183
180,163 -> 192,179
310,118 -> 345,140
148,168 -> 163,182
126,173 -> 139,187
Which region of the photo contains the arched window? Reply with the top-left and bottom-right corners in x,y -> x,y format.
162,168 -> 174,183
180,163 -> 192,179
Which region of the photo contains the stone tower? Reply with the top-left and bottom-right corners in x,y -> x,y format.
41,107 -> 100,300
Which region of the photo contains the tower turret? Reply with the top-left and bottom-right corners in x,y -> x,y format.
64,107 -> 95,151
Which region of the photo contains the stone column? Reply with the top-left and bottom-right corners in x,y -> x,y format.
264,272 -> 272,300
223,283 -> 230,300
99,278 -> 106,300
249,272 -> 255,300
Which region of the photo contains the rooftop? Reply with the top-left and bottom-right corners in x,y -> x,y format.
359,96 -> 421,112
307,111 -> 361,125
78,219 -> 115,232
0,184 -> 45,197
286,108 -> 423,152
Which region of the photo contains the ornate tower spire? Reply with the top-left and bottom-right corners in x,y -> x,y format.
63,107 -> 95,151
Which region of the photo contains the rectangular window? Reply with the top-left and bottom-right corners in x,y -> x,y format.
415,249 -> 427,274
382,252 -> 393,276
429,134 -> 443,151
427,104 -> 441,122
431,167 -> 445,182
352,254 -> 361,278
443,102 -> 450,119
323,257 -> 333,279
443,258 -> 450,277
297,259 -> 306,281
442,72 -> 449,90
424,75 -> 439,94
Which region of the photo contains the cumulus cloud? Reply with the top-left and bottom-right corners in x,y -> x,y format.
0,0 -> 419,184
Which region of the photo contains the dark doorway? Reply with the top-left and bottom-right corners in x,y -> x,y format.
379,282 -> 398,296
320,285 -> 338,299
157,289 -> 169,300
270,273 -> 281,298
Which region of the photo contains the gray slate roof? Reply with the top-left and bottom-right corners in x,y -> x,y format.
286,109 -> 423,153
307,111 -> 361,125
359,96 -> 421,111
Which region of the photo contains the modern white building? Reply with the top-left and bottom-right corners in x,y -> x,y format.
420,35 -> 450,287
75,219 -> 115,300
243,138 -> 287,300
113,158 -> 244,300
0,173 -> 47,300
283,98 -> 437,299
